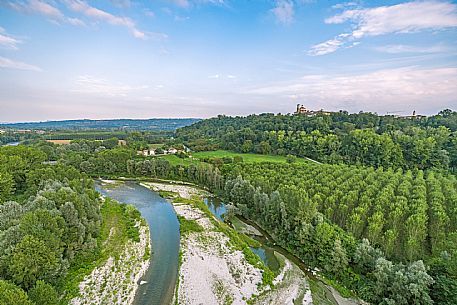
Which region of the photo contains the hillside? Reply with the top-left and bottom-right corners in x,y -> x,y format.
0,118 -> 200,131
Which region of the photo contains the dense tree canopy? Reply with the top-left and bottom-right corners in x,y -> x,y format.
0,146 -> 101,303
176,110 -> 457,171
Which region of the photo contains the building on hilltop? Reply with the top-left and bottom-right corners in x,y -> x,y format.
295,104 -> 313,115
294,104 -> 333,116
403,110 -> 427,119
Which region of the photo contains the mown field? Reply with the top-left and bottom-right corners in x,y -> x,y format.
192,150 -> 310,164
156,150 -> 310,167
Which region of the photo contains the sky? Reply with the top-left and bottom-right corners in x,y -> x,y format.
0,0 -> 456,122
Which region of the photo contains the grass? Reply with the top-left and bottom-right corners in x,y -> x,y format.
308,278 -> 337,305
192,150 -> 310,164
158,154 -> 198,166
177,215 -> 204,235
158,190 -> 179,199
148,143 -> 165,149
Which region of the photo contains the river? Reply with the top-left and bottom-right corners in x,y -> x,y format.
2,141 -> 20,146
95,181 -> 180,305
204,196 -> 280,273
203,195 -> 354,305
96,181 -> 355,305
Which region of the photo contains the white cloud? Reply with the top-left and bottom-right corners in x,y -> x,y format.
65,0 -> 147,39
208,74 -> 237,79
374,44 -> 451,54
0,27 -> 22,50
73,75 -> 148,97
0,56 -> 41,71
170,0 -> 190,8
308,34 -> 348,56
271,0 -> 294,25
310,1 -> 457,55
7,0 -> 86,26
168,0 -> 226,8
332,1 -> 360,10
246,66 -> 457,113
67,17 -> 86,26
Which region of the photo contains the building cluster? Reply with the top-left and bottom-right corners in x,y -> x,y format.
137,146 -> 190,157
294,104 -> 333,116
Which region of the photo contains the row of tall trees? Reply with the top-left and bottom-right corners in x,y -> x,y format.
225,162 -> 457,262
223,173 -> 455,304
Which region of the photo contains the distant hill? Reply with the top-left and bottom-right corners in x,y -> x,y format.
0,118 -> 201,131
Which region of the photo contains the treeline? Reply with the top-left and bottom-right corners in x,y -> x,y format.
222,166 -> 457,304
0,146 -> 101,305
0,132 -> 38,146
177,109 -> 457,171
0,118 -> 200,131
225,162 -> 457,262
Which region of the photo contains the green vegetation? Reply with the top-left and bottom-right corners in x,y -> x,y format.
4,110 -> 455,304
0,145 -> 100,304
63,198 -> 144,301
226,162 -> 457,262
177,110 -> 457,171
158,154 -> 198,166
0,145 -> 146,304
177,215 -> 204,235
193,150 -> 309,164
158,190 -> 179,198
223,168 -> 449,304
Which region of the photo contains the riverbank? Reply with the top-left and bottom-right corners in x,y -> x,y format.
69,196 -> 151,305
143,181 -> 314,305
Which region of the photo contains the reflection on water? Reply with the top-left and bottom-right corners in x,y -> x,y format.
250,246 -> 280,272
202,196 -> 280,272
203,196 -> 226,221
96,181 -> 180,305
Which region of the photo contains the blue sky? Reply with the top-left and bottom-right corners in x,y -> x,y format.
0,0 -> 456,121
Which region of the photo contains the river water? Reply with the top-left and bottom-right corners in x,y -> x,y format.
203,196 -> 281,272
95,181 -> 180,305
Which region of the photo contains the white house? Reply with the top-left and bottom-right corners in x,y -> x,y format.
137,149 -> 156,156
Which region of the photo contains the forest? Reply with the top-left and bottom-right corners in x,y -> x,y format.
223,163 -> 457,304
15,135 -> 455,304
1,109 -> 457,304
0,145 -> 143,304
176,109 -> 457,171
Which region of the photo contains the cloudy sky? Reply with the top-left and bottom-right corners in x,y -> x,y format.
0,0 -> 456,122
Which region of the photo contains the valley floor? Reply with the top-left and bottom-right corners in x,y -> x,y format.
143,181 -> 313,305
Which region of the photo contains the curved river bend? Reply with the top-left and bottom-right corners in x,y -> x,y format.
95,181 -> 180,305
96,181 -> 349,305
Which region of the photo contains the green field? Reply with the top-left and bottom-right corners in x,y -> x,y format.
158,154 -> 199,166
156,150 -> 310,166
148,143 -> 165,149
192,150 -> 310,164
